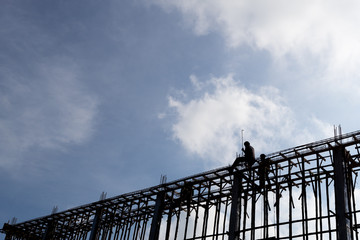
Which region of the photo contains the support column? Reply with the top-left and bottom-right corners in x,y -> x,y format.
229,172 -> 242,240
149,192 -> 165,240
2,223 -> 14,240
42,220 -> 56,240
333,146 -> 352,240
89,208 -> 103,240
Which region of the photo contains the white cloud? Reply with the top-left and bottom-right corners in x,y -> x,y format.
166,75 -> 331,167
151,0 -> 360,88
0,63 -> 98,170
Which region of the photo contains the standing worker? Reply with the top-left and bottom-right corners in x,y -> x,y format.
232,141 -> 255,169
258,154 -> 272,189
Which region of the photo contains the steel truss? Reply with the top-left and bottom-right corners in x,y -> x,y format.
3,130 -> 360,239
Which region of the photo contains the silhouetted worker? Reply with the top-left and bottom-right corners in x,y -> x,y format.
232,141 -> 255,170
258,154 -> 272,188
173,181 -> 193,213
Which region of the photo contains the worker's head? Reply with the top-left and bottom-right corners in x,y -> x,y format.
260,154 -> 266,160
244,141 -> 250,147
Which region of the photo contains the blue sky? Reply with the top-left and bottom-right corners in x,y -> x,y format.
1,0 -> 360,237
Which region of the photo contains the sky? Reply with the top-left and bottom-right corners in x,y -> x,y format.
1,0 -> 360,238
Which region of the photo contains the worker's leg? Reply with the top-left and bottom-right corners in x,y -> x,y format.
233,157 -> 245,167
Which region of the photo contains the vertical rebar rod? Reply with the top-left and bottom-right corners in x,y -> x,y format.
126,208 -> 135,240
222,196 -> 229,240
288,162 -> 293,240
217,199 -> 222,240
132,213 -> 141,240
313,173 -> 319,240
263,181 -> 269,239
301,157 -> 309,240
119,205 -> 127,240
192,185 -> 201,239
139,214 -> 148,240
242,185 -> 249,240
325,174 -> 332,240
126,221 -> 132,240
250,171 -> 256,240
204,182 -> 212,239
317,154 -> 323,240
134,216 -> 142,240
212,200 -> 218,240
184,207 -> 190,240
350,169 -> 359,240
215,179 -> 223,239
174,210 -> 180,240
113,214 -> 120,239
165,207 -> 173,240
201,193 -> 210,239
275,162 -> 281,240
122,217 -> 129,240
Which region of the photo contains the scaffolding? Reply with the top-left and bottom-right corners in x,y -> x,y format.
2,130 -> 360,239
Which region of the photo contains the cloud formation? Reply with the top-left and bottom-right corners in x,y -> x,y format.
151,0 -> 360,87
0,63 -> 98,170
166,75 -> 331,166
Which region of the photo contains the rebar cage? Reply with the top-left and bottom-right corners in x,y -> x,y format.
2,130 -> 360,240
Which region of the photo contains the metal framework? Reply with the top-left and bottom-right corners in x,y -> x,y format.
3,130 -> 360,239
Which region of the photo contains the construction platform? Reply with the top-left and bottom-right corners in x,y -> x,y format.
2,130 -> 360,239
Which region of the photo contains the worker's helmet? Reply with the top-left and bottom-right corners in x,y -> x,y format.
244,141 -> 250,146
260,154 -> 266,159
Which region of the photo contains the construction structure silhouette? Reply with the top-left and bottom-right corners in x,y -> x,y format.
2,130 -> 360,239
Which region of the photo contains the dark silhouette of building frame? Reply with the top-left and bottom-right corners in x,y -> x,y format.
2,130 -> 360,239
